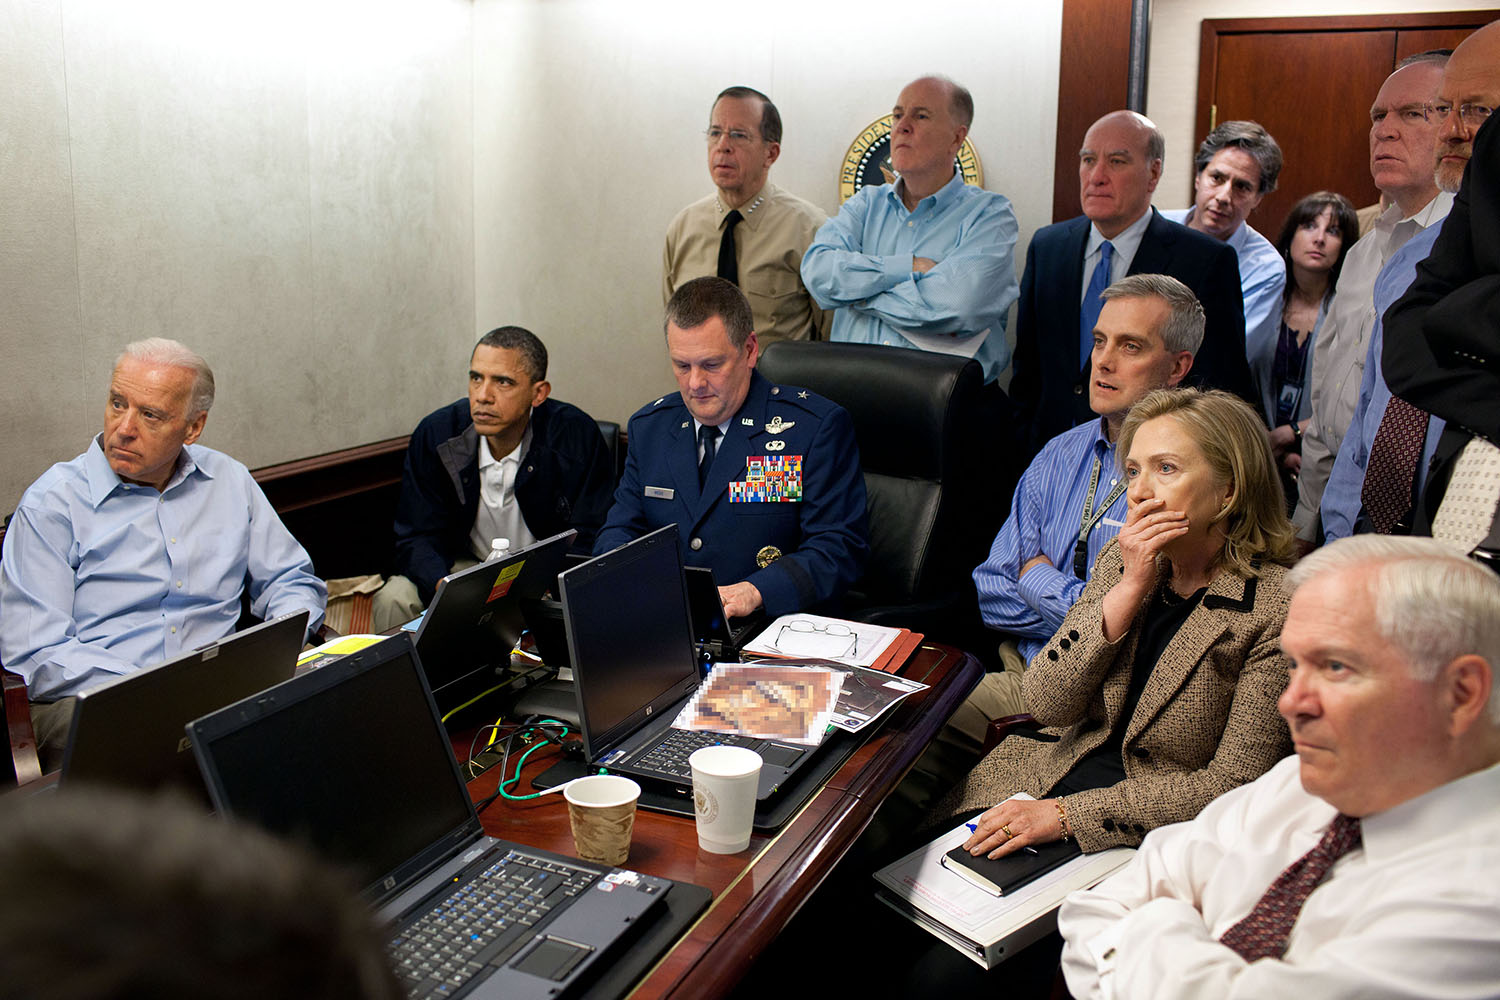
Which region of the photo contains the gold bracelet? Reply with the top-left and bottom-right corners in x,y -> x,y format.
1056,799 -> 1071,842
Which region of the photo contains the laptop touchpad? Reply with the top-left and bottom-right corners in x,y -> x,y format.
757,743 -> 804,768
513,936 -> 594,981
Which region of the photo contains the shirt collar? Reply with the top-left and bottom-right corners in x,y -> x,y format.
889,170 -> 965,215
716,183 -> 773,231
83,436 -> 206,508
1359,757 -> 1500,864
1086,207 -> 1153,263
477,419 -> 532,471
1377,190 -> 1455,235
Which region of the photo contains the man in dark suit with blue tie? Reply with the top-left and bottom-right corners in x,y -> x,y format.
1011,110 -> 1255,457
595,277 -> 868,618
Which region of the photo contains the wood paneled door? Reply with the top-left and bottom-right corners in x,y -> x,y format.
1195,11 -> 1498,240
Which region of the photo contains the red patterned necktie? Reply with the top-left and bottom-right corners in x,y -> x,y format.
1218,814 -> 1361,962
1361,397 -> 1429,534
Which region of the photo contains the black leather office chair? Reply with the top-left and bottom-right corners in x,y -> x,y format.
595,420 -> 623,485
758,342 -> 1007,642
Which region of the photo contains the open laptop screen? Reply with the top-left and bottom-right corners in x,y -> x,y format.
189,636 -> 478,899
560,526 -> 700,761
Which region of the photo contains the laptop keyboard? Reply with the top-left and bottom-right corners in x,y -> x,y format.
632,728 -> 761,780
390,849 -> 597,998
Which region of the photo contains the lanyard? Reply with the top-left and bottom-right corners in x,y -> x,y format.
1073,453 -> 1127,579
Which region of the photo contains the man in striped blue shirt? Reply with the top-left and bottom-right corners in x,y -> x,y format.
954,274 -> 1204,740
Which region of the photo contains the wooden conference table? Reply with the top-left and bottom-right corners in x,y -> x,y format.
466,642 -> 981,1000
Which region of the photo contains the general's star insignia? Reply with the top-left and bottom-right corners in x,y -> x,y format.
653,397 -> 665,405
764,416 -> 796,434
797,390 -> 808,399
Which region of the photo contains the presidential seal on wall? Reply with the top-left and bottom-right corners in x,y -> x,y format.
839,114 -> 984,203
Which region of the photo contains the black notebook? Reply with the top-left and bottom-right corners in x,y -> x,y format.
940,837 -> 1083,896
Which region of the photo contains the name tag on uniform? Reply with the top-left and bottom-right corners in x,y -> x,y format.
729,455 -> 803,503
645,486 -> 674,500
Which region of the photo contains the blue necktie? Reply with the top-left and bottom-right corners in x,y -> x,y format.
1080,240 -> 1114,368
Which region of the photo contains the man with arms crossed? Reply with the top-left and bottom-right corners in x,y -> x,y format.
0,338 -> 325,768
961,275 -> 1200,733
801,75 -> 1019,388
595,277 -> 867,618
664,86 -> 828,344
1059,535 -> 1500,999
374,326 -> 613,630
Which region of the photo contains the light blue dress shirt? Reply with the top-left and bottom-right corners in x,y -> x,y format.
0,438 -> 326,700
1321,223 -> 1448,541
801,171 -> 1019,384
1161,209 -> 1286,375
973,418 -> 1125,662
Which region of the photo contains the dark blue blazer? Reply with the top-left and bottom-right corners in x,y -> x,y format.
594,370 -> 869,616
1010,208 -> 1255,456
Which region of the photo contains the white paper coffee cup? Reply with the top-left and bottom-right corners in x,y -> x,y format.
689,745 -> 762,854
563,774 -> 641,865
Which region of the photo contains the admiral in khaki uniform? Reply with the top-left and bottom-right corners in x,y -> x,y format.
594,277 -> 868,618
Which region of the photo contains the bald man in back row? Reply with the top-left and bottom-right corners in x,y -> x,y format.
1011,110 -> 1254,459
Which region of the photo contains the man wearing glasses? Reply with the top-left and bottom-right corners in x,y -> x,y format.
1291,51 -> 1452,545
1381,21 -> 1500,551
663,86 -> 829,345
1320,30 -> 1495,542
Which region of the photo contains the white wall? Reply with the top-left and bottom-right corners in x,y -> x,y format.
1147,0 -> 1494,208
1,0 -> 474,513
472,0 -> 1063,421
1,0 -> 1064,513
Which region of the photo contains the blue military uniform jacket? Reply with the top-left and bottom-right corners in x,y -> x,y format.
594,370 -> 868,617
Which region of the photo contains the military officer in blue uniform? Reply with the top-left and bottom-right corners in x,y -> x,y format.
595,277 -> 868,617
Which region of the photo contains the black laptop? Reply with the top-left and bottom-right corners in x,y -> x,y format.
410,529 -> 575,712
548,525 -> 820,801
59,609 -> 309,800
187,633 -> 706,1000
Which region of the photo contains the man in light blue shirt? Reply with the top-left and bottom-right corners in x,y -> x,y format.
1159,120 -> 1286,397
958,274 -> 1201,736
0,338 -> 325,767
800,75 -> 1019,386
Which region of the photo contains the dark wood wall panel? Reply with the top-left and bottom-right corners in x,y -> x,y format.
1211,31 -> 1395,235
1052,0 -> 1134,222
1196,10 -> 1500,239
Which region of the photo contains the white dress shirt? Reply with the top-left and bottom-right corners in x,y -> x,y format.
1059,754 -> 1500,1000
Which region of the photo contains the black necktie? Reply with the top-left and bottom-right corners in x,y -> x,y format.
717,210 -> 744,285
698,424 -> 720,488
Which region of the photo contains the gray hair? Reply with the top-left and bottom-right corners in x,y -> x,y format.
1288,535 -> 1500,723
1395,48 -> 1452,69
714,86 -> 782,144
1101,274 -> 1205,354
116,338 -> 215,418
1193,120 -> 1283,194
907,75 -> 974,128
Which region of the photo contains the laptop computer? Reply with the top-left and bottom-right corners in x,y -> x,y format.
59,609 -> 309,801
683,565 -> 763,659
410,529 -> 575,712
187,633 -> 705,1000
550,525 -> 819,801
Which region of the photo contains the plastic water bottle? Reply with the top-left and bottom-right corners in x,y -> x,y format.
486,537 -> 511,562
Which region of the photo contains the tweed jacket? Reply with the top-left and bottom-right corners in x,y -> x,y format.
943,539 -> 1292,852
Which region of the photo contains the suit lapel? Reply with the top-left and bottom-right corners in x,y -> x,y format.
1060,219 -> 1091,371
668,416 -> 701,511
687,372 -> 772,525
1122,571 -> 1256,744
1128,209 -> 1173,276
